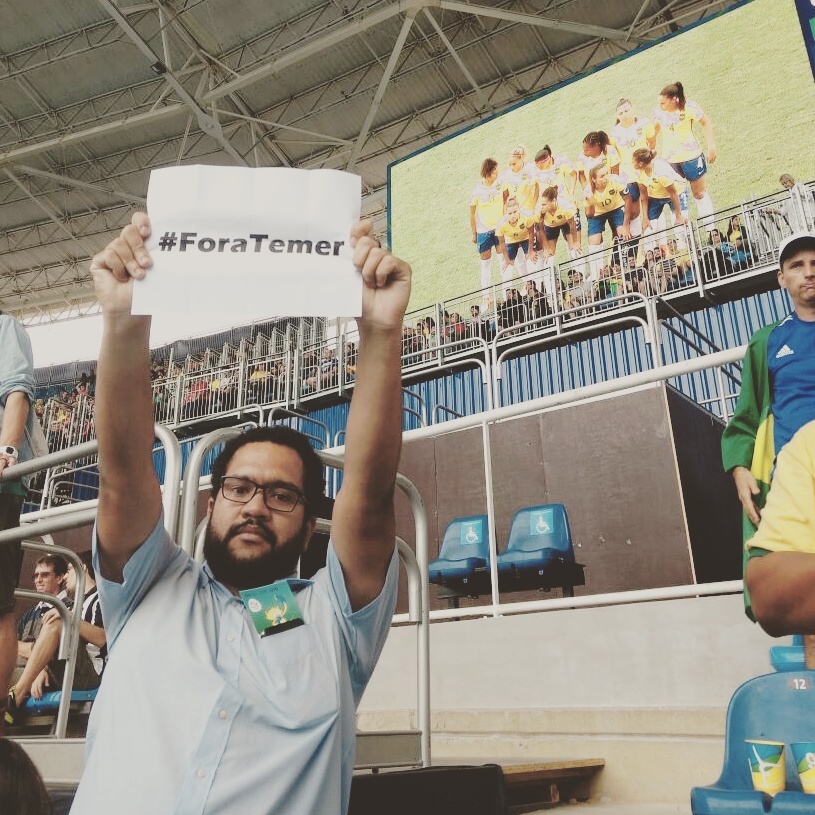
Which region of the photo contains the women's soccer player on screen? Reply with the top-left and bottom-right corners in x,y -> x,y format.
632,148 -> 687,233
469,157 -> 506,292
609,98 -> 656,240
575,131 -> 621,191
651,81 -> 716,227
537,185 -> 582,310
583,164 -> 630,281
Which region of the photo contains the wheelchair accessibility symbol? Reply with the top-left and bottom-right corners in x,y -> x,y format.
464,524 -> 480,543
530,508 -> 554,536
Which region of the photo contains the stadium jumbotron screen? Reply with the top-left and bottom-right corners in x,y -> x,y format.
388,0 -> 815,310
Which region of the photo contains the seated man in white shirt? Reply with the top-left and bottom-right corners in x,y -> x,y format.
6,550 -> 105,723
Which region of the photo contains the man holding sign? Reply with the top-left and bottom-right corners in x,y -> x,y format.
71,209 -> 411,815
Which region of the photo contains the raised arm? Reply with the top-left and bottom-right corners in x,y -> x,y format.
89,213 -> 162,582
331,221 -> 411,610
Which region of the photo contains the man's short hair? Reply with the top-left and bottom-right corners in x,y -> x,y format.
209,426 -> 326,513
76,549 -> 95,581
35,554 -> 68,576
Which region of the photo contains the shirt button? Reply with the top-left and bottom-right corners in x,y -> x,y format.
196,769 -> 206,779
226,634 -> 235,643
219,709 -> 228,720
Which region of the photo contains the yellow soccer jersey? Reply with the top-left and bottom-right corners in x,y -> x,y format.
609,118 -> 656,178
584,175 -> 627,215
652,100 -> 705,163
499,163 -> 538,211
470,179 -> 504,232
495,209 -> 535,244
637,158 -> 683,199
542,193 -> 577,227
574,145 -> 622,180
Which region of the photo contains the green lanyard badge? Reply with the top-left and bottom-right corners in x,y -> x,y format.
239,580 -> 305,637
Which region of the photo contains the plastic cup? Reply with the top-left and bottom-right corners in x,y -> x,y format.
791,743 -> 815,793
746,739 -> 785,796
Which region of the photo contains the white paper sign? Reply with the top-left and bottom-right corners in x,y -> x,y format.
131,165 -> 363,318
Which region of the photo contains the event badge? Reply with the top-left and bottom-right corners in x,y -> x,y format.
240,581 -> 305,638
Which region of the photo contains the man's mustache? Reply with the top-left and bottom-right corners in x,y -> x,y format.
227,520 -> 277,546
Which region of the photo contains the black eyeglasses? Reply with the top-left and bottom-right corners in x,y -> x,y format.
220,476 -> 305,513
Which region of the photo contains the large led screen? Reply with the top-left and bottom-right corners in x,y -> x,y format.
389,0 -> 815,310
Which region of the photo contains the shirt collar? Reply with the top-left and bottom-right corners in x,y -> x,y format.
202,562 -> 314,595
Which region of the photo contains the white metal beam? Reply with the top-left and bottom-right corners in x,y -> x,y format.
347,11 -> 417,172
437,1 -> 652,44
422,8 -> 490,111
4,170 -> 96,257
13,165 -> 146,206
200,0 -> 425,104
96,0 -> 248,166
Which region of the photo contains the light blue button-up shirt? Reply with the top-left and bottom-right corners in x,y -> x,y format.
71,517 -> 398,815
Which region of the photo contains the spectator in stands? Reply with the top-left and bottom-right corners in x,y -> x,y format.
722,233 -> 815,620
401,325 -> 423,364
700,231 -> 733,280
643,249 -> 670,294
667,238 -> 692,285
622,252 -> 645,295
564,269 -> 593,314
75,372 -> 90,398
421,317 -> 438,360
247,366 -> 273,404
710,227 -> 748,271
181,377 -> 208,419
72,212 -> 409,813
523,279 -> 550,323
9,555 -> 69,723
6,551 -> 104,724
727,215 -> 754,267
469,304 -> 495,343
497,287 -> 526,333
779,173 -> 815,234
0,310 -> 38,735
445,313 -> 468,344
0,737 -> 53,814
596,262 -> 622,303
343,343 -> 358,381
303,347 -> 339,393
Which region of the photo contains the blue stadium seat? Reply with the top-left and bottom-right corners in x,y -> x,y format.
428,515 -> 491,594
496,504 -> 585,594
770,635 -> 806,673
691,670 -> 815,814
23,688 -> 98,714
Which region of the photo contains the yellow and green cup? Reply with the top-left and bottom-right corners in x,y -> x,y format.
746,739 -> 785,796
791,742 -> 815,793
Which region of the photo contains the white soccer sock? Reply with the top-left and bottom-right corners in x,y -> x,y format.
588,252 -> 603,283
696,192 -> 715,227
514,252 -> 528,279
628,218 -> 642,239
480,258 -> 493,290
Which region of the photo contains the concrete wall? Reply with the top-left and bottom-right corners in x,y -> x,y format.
359,593 -> 777,805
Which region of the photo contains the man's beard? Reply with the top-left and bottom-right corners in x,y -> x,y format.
203,518 -> 310,590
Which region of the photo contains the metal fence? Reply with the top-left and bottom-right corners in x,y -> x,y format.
33,182 -> 813,464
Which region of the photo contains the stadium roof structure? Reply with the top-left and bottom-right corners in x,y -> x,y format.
1,0 -> 737,325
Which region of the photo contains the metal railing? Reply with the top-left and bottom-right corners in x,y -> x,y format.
359,344 -> 748,625
0,426 -> 182,737
35,184 -> 813,454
